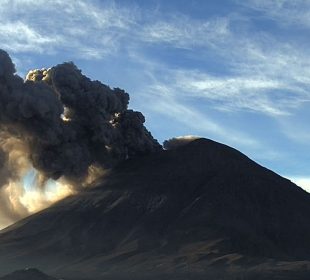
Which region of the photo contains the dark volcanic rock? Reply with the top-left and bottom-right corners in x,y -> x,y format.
0,138 -> 310,279
0,268 -> 57,280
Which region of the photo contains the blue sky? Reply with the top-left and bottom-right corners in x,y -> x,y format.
1,0 -> 310,191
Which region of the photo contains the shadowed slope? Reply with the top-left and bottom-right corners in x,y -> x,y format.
0,139 -> 310,279
0,268 -> 57,280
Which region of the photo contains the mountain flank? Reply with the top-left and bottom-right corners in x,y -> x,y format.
0,268 -> 57,280
0,138 -> 309,279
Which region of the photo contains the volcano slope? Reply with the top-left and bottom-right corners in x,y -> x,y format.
0,138 -> 310,279
0,268 -> 57,280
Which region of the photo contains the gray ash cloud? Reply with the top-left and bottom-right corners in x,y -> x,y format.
0,49 -> 161,189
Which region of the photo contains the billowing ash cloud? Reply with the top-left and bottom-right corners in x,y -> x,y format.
163,135 -> 201,150
0,49 -> 161,227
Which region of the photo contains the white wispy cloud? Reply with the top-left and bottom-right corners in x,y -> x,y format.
131,55 -> 310,117
141,16 -> 230,48
0,21 -> 59,53
136,8 -> 310,118
0,0 -> 232,58
238,0 -> 310,29
136,79 -> 286,163
136,70 -> 258,145
0,0 -> 135,58
166,70 -> 291,116
186,32 -> 310,117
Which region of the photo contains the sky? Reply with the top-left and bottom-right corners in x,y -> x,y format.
1,0 -> 310,192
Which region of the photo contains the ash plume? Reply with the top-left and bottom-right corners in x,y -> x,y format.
163,135 -> 201,150
0,49 -> 161,227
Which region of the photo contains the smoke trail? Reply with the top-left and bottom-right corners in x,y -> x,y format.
0,49 -> 161,228
163,135 -> 201,150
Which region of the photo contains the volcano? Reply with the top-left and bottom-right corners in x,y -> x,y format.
0,268 -> 57,280
0,138 -> 310,279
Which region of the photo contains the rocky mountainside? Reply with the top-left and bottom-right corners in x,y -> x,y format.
0,138 -> 310,279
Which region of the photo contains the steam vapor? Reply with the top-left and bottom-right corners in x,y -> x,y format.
163,135 -> 201,150
0,49 -> 161,228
